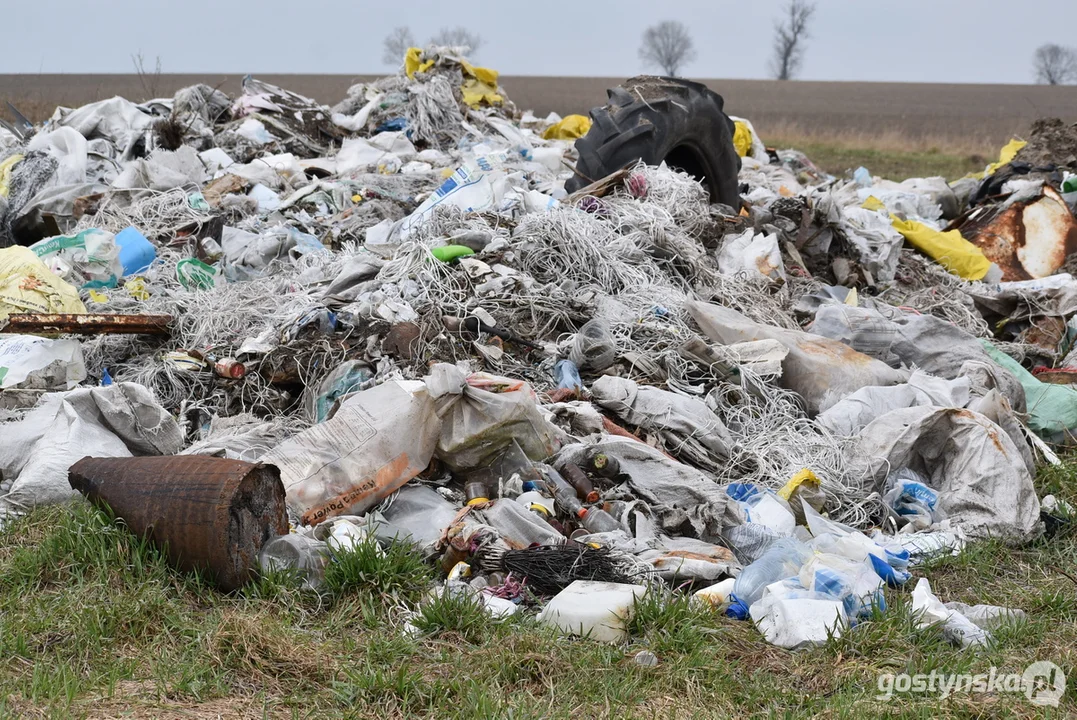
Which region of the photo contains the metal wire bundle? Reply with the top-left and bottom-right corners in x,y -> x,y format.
492,544 -> 637,595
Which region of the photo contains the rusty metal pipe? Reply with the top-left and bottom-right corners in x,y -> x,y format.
68,456 -> 288,591
3,313 -> 172,336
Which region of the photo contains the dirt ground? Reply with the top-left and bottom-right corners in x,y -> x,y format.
3,74 -> 1077,152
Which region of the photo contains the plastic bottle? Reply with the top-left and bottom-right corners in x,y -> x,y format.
727,538 -> 811,619
561,463 -> 599,503
569,319 -> 617,372
589,452 -> 621,479
580,506 -> 622,534
539,465 -> 585,518
258,533 -> 329,590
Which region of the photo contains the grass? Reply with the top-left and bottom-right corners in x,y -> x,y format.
0,463 -> 1074,719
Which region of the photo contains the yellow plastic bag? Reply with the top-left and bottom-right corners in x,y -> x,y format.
542,115 -> 592,140
733,121 -> 753,158
0,154 -> 24,198
0,246 -> 88,322
890,215 -> 992,281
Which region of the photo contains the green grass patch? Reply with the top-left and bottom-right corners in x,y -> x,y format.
770,139 -> 987,181
0,467 -> 1074,718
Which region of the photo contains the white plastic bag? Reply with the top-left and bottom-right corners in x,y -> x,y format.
0,383 -> 183,524
262,380 -> 440,526
717,229 -> 786,284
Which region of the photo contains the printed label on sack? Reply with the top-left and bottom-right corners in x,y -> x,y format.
300,453 -> 411,526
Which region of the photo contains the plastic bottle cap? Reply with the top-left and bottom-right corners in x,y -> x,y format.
466,496 -> 490,507
528,503 -> 550,516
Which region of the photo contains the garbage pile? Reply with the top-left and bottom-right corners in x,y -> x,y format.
2,49 -> 1076,650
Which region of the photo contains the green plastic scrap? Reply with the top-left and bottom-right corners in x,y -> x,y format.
982,340 -> 1077,443
177,258 -> 218,291
430,245 -> 475,263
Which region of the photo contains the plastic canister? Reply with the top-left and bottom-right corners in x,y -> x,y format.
114,226 -> 157,276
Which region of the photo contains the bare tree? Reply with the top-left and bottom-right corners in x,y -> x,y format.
1033,44 -> 1077,85
131,51 -> 163,99
638,21 -> 696,76
382,26 -> 416,66
769,0 -> 816,81
429,27 -> 484,56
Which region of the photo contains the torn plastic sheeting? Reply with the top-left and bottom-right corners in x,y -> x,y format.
911,578 -> 990,647
688,301 -> 906,416
855,405 -> 1041,542
0,334 -> 86,389
112,146 -> 208,192
0,382 -> 184,525
591,375 -> 734,470
966,273 -> 1077,325
0,246 -> 87,322
637,536 -> 741,582
890,215 -> 993,281
53,96 -> 155,161
808,303 -> 1027,413
816,371 -> 971,437
221,226 -> 327,281
261,379 -> 440,526
556,439 -> 743,542
955,183 -> 1077,281
181,413 -> 291,463
427,363 -> 561,473
838,207 -> 904,283
982,340 -> 1077,443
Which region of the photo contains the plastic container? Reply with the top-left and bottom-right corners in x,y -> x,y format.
114,226 -> 157,276
727,538 -> 811,618
258,533 -> 329,590
569,319 -> 617,372
536,580 -> 648,643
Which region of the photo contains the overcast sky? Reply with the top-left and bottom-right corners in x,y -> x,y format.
7,0 -> 1077,83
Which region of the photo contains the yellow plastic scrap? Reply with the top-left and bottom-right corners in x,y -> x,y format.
860,195 -> 886,212
0,246 -> 88,322
542,115 -> 592,140
970,138 -> 1028,180
404,47 -> 435,80
0,153 -> 23,197
778,468 -> 820,501
459,60 -> 503,108
732,121 -> 753,158
890,215 -> 992,281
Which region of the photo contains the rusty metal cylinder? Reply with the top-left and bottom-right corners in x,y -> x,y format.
68,456 -> 288,592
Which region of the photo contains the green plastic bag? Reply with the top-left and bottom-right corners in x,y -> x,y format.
983,340 -> 1077,443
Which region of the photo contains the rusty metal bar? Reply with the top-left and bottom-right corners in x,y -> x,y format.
2,313 -> 172,336
69,456 -> 288,592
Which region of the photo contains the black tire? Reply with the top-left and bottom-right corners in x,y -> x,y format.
565,76 -> 742,207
